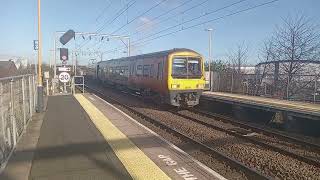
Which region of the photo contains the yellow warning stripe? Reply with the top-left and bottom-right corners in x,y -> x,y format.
74,94 -> 170,180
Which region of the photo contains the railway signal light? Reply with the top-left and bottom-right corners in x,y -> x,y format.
33,40 -> 39,50
60,48 -> 68,61
59,29 -> 75,45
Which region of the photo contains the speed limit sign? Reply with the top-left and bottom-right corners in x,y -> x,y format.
61,55 -> 67,60
58,72 -> 70,83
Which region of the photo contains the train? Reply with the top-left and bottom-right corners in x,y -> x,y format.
96,48 -> 206,107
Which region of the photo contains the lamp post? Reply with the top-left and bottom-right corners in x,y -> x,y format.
205,28 -> 213,91
36,0 -> 44,112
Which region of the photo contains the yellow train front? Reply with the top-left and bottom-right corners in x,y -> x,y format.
96,48 -> 206,107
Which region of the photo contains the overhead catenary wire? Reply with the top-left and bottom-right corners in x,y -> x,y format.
134,0 -> 209,34
126,0 -> 209,37
99,0 -> 249,53
89,0 -> 218,52
77,0 -> 136,50
87,0 -> 169,52
96,0 -> 136,33
110,0 -> 169,34
84,0 -> 208,53
134,0 -> 249,43
95,0 -> 112,22
129,0 -> 194,33
102,0 -> 281,56
135,0 -> 281,46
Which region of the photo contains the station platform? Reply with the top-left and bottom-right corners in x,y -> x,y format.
202,91 -> 320,119
1,94 -> 224,180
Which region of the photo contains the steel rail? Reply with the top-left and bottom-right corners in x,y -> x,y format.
170,109 -> 320,167
192,106 -> 320,150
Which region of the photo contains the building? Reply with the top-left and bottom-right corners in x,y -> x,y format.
0,60 -> 18,78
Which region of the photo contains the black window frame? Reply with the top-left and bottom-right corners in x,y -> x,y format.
150,64 -> 154,78
157,62 -> 163,80
143,65 -> 150,77
136,65 -> 143,76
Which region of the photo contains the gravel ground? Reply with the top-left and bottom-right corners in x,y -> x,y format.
108,92 -> 249,179
178,110 -> 320,163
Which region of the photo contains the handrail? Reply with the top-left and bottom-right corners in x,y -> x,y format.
0,74 -> 34,81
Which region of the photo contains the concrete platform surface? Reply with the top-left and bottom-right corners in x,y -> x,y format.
203,91 -> 320,117
1,94 -> 225,180
1,95 -> 132,180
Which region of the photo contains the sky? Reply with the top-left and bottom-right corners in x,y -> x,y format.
0,0 -> 319,66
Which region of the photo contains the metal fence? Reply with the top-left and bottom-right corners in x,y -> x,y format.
71,76 -> 85,94
0,74 -> 36,170
207,71 -> 320,103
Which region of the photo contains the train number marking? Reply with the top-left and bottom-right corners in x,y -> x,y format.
158,155 -> 177,166
158,155 -> 198,180
174,167 -> 198,180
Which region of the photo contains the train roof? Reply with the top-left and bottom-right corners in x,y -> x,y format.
98,48 -> 200,64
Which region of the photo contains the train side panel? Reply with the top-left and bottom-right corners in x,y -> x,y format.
131,55 -> 168,95
97,48 -> 205,106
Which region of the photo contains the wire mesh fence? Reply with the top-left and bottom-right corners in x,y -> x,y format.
207,71 -> 320,103
0,74 -> 36,170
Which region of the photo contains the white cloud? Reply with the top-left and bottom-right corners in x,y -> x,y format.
136,17 -> 155,31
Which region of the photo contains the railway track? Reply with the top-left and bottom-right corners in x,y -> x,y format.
169,109 -> 320,167
81,85 -> 269,180
195,100 -> 320,150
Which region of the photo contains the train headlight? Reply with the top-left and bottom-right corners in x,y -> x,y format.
197,84 -> 204,89
171,84 -> 180,89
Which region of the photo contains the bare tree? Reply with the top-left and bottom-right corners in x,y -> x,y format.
228,42 -> 248,74
260,15 -> 320,98
226,42 -> 249,93
264,14 -> 320,99
254,40 -> 275,95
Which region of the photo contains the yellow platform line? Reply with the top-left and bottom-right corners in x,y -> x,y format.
74,94 -> 170,180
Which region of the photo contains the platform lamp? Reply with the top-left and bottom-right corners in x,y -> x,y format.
205,28 -> 213,91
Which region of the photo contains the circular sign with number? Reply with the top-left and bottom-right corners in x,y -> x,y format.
61,55 -> 67,60
58,72 -> 70,83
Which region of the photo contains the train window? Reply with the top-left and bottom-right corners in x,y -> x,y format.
120,66 -> 125,76
172,57 -> 201,78
150,64 -> 154,78
187,58 -> 201,77
143,65 -> 150,77
129,64 -> 133,75
137,65 -> 143,76
124,66 -> 129,77
115,66 -> 120,74
172,58 -> 187,77
157,62 -> 163,80
132,64 -> 135,75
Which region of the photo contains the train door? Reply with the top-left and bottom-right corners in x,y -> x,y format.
129,60 -> 138,90
96,64 -> 99,80
157,57 -> 165,93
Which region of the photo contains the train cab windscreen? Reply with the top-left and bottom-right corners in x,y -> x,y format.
172,57 -> 202,78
